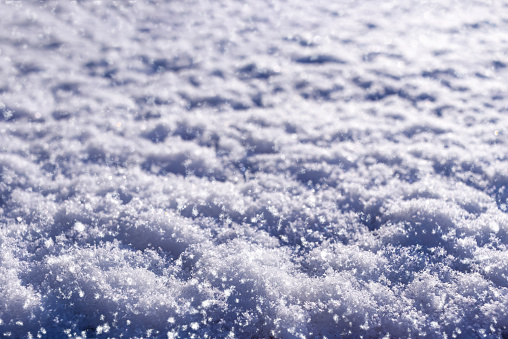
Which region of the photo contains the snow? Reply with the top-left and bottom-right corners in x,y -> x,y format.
0,0 -> 508,337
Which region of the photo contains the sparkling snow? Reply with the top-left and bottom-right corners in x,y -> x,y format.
0,0 -> 508,338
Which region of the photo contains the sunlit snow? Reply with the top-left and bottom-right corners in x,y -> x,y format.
1,0 -> 508,338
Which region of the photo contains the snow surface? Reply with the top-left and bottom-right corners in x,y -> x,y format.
1,0 -> 508,338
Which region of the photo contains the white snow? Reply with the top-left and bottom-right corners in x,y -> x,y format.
0,0 -> 508,337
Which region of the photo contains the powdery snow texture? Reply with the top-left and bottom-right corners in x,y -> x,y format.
0,0 -> 508,338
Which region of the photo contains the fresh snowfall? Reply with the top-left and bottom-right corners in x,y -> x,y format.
0,1 -> 508,338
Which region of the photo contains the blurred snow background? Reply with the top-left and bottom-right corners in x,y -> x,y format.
1,0 -> 508,337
